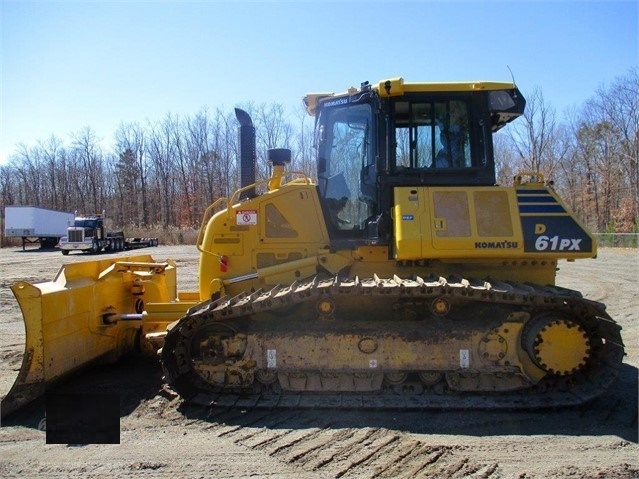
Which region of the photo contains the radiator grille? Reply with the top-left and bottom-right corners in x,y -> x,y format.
68,230 -> 84,242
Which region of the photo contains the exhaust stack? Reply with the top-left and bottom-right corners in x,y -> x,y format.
235,108 -> 256,199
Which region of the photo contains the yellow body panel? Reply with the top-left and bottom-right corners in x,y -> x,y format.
393,185 -> 594,260
199,181 -> 330,299
394,186 -> 522,258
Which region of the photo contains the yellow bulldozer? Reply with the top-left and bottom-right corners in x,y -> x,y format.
1,77 -> 625,416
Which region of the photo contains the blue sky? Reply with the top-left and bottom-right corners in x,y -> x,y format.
1,0 -> 637,164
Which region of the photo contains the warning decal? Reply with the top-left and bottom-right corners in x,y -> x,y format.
267,349 -> 276,368
237,209 -> 257,226
459,349 -> 470,369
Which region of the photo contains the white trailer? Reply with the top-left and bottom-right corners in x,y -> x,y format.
4,206 -> 75,250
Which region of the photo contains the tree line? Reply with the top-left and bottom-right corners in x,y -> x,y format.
496,69 -> 638,233
1,69 -> 637,236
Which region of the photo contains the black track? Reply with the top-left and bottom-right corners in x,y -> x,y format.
161,275 -> 625,410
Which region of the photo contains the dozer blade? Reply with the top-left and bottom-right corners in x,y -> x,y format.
1,255 -> 177,418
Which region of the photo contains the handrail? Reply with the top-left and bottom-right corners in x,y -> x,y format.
284,171 -> 314,185
228,171 -> 313,206
514,171 -> 546,186
196,196 -> 229,252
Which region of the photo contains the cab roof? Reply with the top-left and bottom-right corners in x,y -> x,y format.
303,77 -> 517,116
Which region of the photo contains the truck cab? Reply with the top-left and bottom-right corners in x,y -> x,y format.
59,212 -> 107,254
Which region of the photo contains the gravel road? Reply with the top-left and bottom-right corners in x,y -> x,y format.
0,245 -> 637,478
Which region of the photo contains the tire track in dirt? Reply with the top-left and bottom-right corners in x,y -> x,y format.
203,410 -> 501,479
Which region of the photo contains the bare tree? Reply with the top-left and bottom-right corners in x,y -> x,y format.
508,87 -> 561,177
172,114 -> 199,227
10,143 -> 43,206
71,127 -> 105,213
568,70 -> 639,232
35,135 -> 66,209
146,114 -> 179,227
493,131 -> 519,185
0,165 -> 16,207
185,108 -> 226,222
588,69 -> 639,229
292,103 -> 317,180
210,108 -> 239,200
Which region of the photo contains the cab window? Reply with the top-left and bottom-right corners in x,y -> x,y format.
394,99 -> 472,170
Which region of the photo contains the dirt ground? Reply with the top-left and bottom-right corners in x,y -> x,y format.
0,245 -> 637,478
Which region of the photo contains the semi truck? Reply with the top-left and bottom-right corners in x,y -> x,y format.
4,206 -> 75,250
58,211 -> 159,255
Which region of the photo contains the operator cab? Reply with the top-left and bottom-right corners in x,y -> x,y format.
307,78 -> 524,245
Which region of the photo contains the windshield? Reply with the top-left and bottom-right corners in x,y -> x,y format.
74,219 -> 98,228
316,102 -> 375,233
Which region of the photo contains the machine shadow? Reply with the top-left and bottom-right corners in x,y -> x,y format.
1,354 -> 165,430
179,362 -> 638,443
4,360 -> 636,444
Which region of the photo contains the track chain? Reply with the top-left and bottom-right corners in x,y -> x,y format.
161,274 -> 625,410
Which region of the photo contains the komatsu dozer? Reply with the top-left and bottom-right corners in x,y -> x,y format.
2,77 -> 625,417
